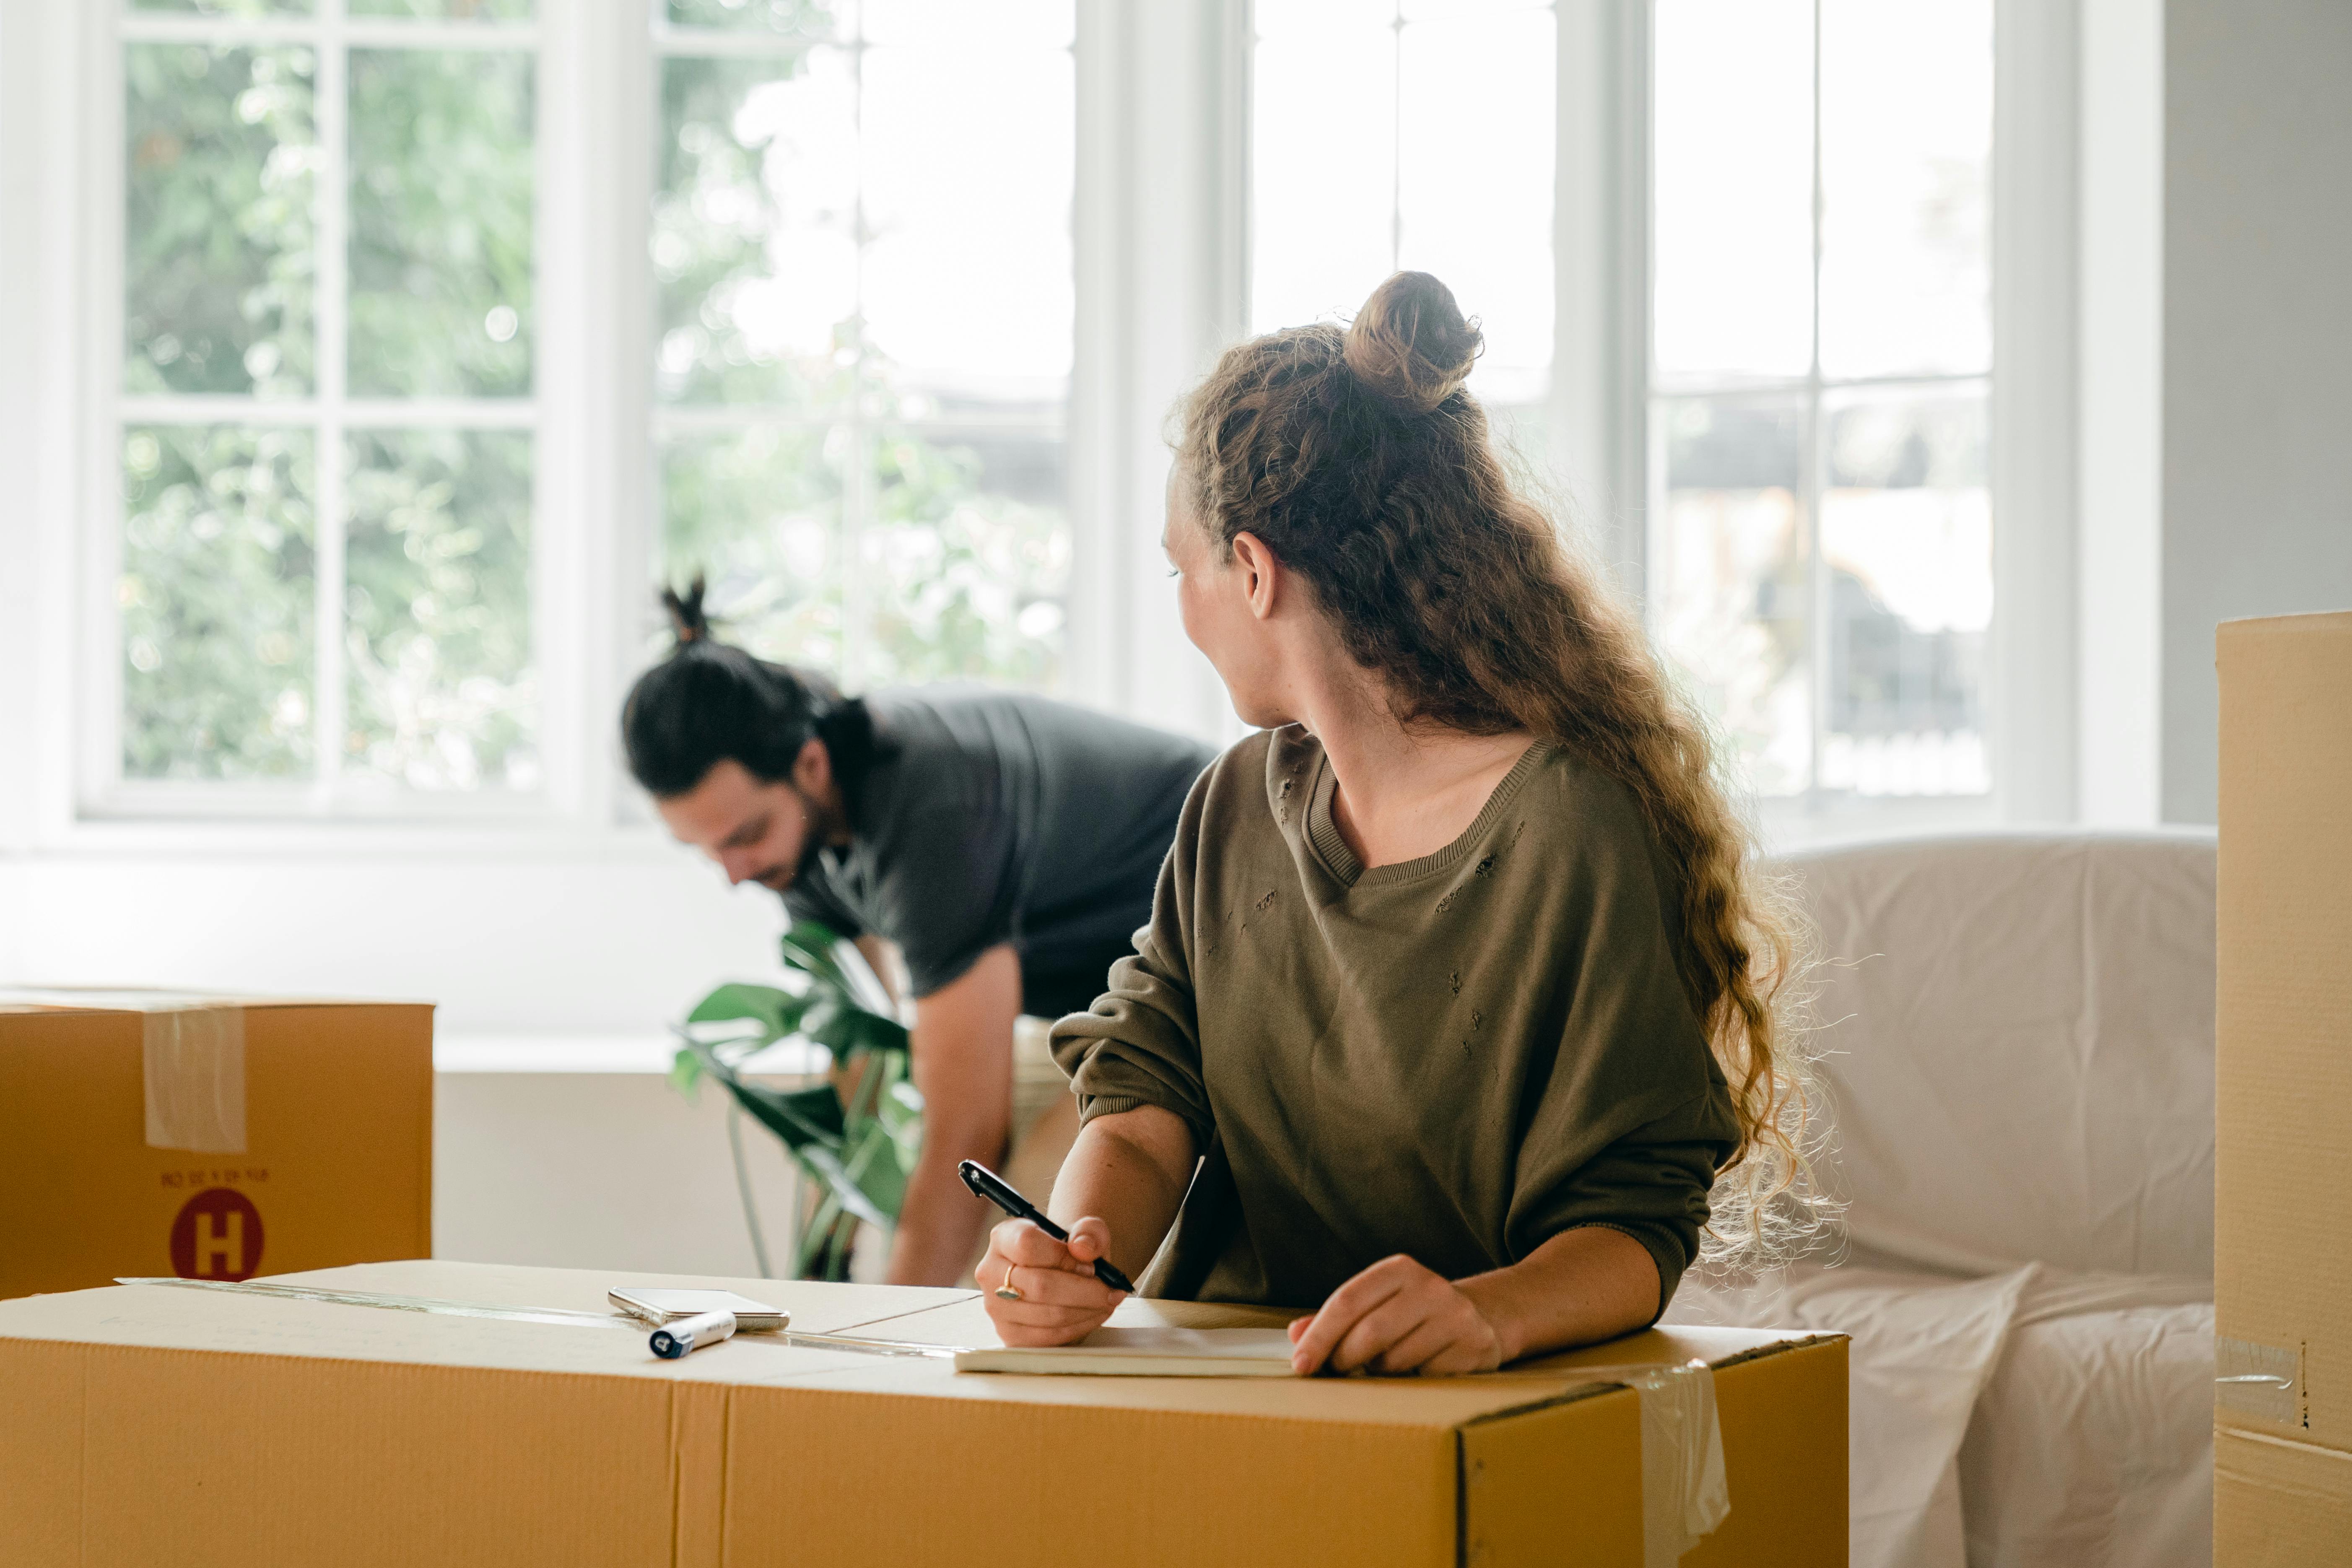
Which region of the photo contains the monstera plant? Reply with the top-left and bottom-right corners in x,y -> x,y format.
671,922 -> 922,1281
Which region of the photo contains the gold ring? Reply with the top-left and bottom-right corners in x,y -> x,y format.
993,1262 -> 1022,1302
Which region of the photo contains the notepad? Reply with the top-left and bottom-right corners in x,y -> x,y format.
953,1325 -> 1300,1377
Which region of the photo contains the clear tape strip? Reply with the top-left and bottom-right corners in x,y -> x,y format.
1630,1360 -> 1732,1568
114,1277 -> 959,1359
142,1006 -> 247,1154
2216,1335 -> 2300,1425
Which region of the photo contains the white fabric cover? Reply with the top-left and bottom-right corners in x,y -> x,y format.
1958,1282 -> 2216,1567
1786,832 -> 2217,1279
1667,831 -> 2219,1568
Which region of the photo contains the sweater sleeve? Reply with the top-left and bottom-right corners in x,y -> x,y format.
1503,770 -> 1741,1318
1047,760 -> 1216,1149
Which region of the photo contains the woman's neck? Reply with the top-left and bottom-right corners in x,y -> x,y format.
1292,657 -> 1532,871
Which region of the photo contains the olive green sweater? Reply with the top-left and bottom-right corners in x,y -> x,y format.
1051,726 -> 1739,1316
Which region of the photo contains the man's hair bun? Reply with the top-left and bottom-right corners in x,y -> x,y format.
661,574 -> 713,648
1340,271 -> 1483,415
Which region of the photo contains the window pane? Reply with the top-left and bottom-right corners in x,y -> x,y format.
1652,398 -> 1811,796
656,50 -> 855,408
659,426 -> 846,668
1652,0 -> 1813,382
121,426 -> 317,781
351,0 -> 534,17
132,1 -> 312,14
1818,0 -> 1992,379
125,44 -> 316,398
861,0 -> 1071,48
348,49 -> 535,398
856,428 -> 1068,691
665,0 -> 850,37
1251,2 -> 1394,334
1820,390 -> 1990,796
862,43 -> 1074,401
1397,6 -> 1553,403
345,430 -> 537,791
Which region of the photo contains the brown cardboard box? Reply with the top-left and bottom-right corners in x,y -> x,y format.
0,991 -> 433,1300
0,1259 -> 1846,1568
2215,610 -> 2352,1562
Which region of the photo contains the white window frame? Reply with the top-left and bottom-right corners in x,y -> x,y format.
0,0 -> 2070,859
79,1 -> 574,826
1622,0 -> 2081,844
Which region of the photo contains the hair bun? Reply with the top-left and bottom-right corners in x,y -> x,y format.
661,574 -> 712,647
1341,271 -> 1483,414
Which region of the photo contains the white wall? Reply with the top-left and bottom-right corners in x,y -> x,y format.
2157,0 -> 2352,824
0,851 -> 783,1037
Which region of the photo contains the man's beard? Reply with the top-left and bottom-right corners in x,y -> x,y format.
755,784 -> 841,892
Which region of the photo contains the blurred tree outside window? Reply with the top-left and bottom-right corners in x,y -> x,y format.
105,0 -> 1073,813
652,0 -> 1073,693
119,0 -> 539,799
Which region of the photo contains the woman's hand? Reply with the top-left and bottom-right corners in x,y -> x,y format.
1286,1254 -> 1506,1376
979,1216 -> 1128,1346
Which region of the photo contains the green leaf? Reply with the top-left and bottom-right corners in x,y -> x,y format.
685,981 -> 806,1042
667,1044 -> 703,1101
801,993 -> 910,1058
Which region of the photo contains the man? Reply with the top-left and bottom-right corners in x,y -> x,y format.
622,581 -> 1215,1286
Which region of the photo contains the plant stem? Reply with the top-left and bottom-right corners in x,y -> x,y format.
725,1099 -> 774,1279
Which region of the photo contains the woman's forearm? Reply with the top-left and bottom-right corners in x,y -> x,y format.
1045,1105 -> 1198,1283
1456,1225 -> 1661,1362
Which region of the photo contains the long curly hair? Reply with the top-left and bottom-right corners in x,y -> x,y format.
1174,271 -> 1828,1264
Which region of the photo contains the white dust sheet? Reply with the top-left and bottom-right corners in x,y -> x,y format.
1665,1258 -> 2215,1568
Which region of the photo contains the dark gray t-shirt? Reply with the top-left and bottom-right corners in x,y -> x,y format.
784,687 -> 1217,1019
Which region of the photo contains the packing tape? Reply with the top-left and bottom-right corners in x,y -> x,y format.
143,1005 -> 247,1154
0,989 -> 247,1153
1630,1359 -> 1732,1568
2216,1335 -> 2300,1425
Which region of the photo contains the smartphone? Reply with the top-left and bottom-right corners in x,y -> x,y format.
608,1287 -> 789,1333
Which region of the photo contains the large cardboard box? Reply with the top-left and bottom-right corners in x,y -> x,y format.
2215,610 -> 2352,1562
0,1259 -> 1846,1567
0,991 -> 433,1299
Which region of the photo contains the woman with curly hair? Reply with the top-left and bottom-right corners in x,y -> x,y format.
981,271 -> 1816,1374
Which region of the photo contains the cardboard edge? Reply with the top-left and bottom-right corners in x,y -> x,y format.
2216,610 -> 2352,642
1458,1332 -> 1850,1430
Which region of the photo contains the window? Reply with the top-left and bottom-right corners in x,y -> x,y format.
88,0 -> 1074,820
112,0 -> 541,805
649,0 -> 1074,694
1249,0 -> 1554,448
1648,0 -> 1994,802
66,0 -> 2033,829
1250,1 -> 2004,815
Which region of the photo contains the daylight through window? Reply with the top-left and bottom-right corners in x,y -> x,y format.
652,0 -> 1075,694
116,0 -> 540,800
1650,0 -> 1994,801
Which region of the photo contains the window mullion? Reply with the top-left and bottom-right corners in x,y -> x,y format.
842,31 -> 870,693
1804,0 -> 1828,813
313,3 -> 351,805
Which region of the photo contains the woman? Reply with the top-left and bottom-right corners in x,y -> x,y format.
982,272 -> 1812,1375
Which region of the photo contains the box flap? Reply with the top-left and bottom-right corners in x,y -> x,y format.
0,1261 -> 1835,1433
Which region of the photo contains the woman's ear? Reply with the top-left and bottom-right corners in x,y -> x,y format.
1230,531 -> 1282,620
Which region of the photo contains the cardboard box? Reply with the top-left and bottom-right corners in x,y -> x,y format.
0,991 -> 432,1300
2216,610 -> 2352,1562
0,1259 -> 1846,1568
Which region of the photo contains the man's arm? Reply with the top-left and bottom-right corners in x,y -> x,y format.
883,942 -> 1022,1286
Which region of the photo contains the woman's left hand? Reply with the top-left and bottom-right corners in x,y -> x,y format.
1286,1254 -> 1508,1376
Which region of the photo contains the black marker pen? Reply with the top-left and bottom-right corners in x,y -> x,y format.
957,1159 -> 1137,1296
